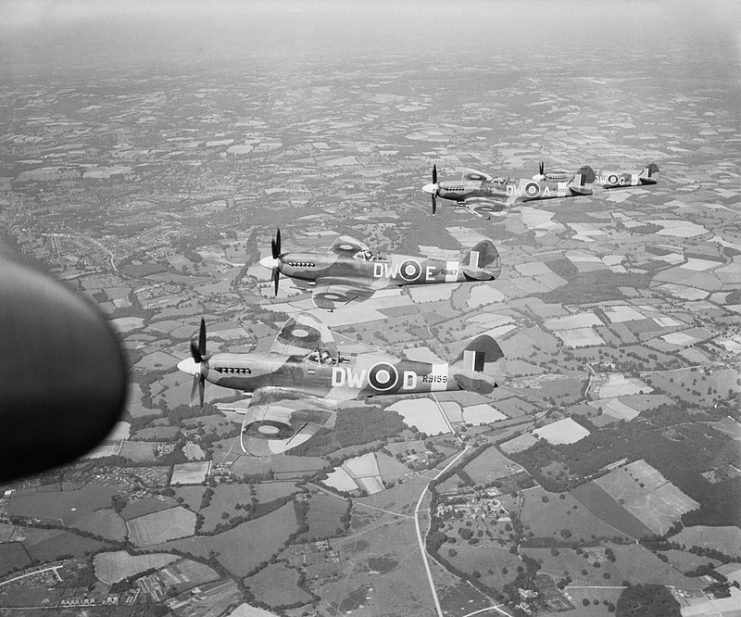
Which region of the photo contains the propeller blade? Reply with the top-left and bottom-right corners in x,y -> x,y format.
190,374 -> 199,401
198,376 -> 205,409
539,161 -> 544,176
271,228 -> 281,259
190,339 -> 202,364
198,317 -> 206,358
432,164 -> 437,185
432,194 -> 437,215
273,267 -> 280,296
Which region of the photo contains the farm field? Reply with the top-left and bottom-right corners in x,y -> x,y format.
673,525 -> 741,558
159,558 -> 220,592
459,445 -> 526,485
69,508 -> 126,541
246,562 -> 313,608
173,486 -> 206,511
199,484 -> 255,533
7,485 -> 120,524
571,483 -> 654,539
444,540 -> 522,591
522,543 -> 704,589
376,451 -> 412,484
660,549 -> 722,573
556,587 -> 624,617
0,543 -> 31,577
533,418 -> 590,445
170,461 -> 211,485
298,492 -> 348,542
253,481 -> 301,503
386,398 -> 452,436
21,527 -> 111,562
504,486 -> 627,543
594,461 -> 699,536
93,550 -> 179,584
320,514 -> 433,616
158,501 -> 298,577
127,506 -> 196,546
120,495 -> 178,520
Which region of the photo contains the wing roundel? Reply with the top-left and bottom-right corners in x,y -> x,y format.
271,312 -> 336,357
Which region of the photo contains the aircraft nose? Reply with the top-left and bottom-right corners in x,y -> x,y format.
422,183 -> 438,195
177,357 -> 201,376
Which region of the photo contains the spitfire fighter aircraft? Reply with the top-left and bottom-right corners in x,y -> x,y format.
177,313 -> 505,456
422,163 -> 596,218
260,230 -> 501,310
593,162 -> 659,189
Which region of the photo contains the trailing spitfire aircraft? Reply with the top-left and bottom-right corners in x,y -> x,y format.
259,229 -> 501,310
422,163 -> 596,218
177,313 -> 505,456
593,162 -> 659,189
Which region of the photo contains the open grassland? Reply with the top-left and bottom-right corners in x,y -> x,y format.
508,486 -> 628,543
298,492 -> 348,542
460,445 -> 526,484
200,484 -> 255,533
320,515 -> 434,617
673,525 -> 741,558
376,451 -> 412,484
120,495 -> 178,520
127,506 -> 196,546
444,540 -> 522,591
158,501 -> 298,577
571,482 -> 654,539
644,367 -> 738,406
357,475 -> 429,516
0,543 -> 31,577
253,481 -> 302,503
93,550 -> 179,584
69,508 -> 126,541
522,543 -> 704,590
174,485 -> 206,512
561,587 -> 624,617
21,527 -> 111,562
246,562 -> 313,608
7,484 -> 120,525
659,549 -> 722,573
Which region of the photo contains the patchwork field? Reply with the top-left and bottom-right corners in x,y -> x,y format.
70,508 -> 126,541
199,484 -> 256,533
127,506 -> 196,546
533,418 -> 590,445
120,496 -> 178,520
94,550 -> 179,584
246,562 -> 313,608
7,485 -> 120,525
459,445 -> 526,485
571,483 -> 653,539
594,460 -> 699,535
673,525 -> 741,558
0,543 -> 31,577
21,527 -> 111,562
298,492 -> 348,542
159,502 -> 298,577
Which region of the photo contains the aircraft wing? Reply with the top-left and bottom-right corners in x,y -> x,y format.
328,235 -> 371,256
240,386 -> 337,456
312,277 -> 378,310
271,312 -> 337,356
462,196 -> 510,217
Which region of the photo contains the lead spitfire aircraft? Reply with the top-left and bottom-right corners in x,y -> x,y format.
422,163 -> 596,218
260,230 -> 501,310
177,313 -> 505,456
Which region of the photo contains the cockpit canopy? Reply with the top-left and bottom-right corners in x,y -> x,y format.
462,169 -> 493,183
306,348 -> 339,365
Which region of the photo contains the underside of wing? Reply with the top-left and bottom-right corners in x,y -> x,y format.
463,196 -> 509,217
312,277 -> 377,310
328,235 -> 371,256
241,387 -> 337,456
271,312 -> 337,356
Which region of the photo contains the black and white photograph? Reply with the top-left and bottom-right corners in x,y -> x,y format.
1,1 -> 740,616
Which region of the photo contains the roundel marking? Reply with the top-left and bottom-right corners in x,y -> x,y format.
339,243 -> 356,251
399,259 -> 422,282
368,362 -> 399,392
524,182 -> 540,197
608,174 -> 619,185
618,176 -> 627,185
291,328 -> 310,338
243,420 -> 294,440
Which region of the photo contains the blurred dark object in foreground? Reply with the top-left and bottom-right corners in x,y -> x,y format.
0,245 -> 127,481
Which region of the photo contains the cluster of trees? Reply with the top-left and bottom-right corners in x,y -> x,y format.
615,584 -> 680,617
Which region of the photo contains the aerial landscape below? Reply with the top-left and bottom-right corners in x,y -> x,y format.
0,2 -> 739,617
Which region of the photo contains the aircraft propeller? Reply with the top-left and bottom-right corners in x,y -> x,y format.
431,164 -> 438,214
179,318 -> 208,408
271,228 -> 281,296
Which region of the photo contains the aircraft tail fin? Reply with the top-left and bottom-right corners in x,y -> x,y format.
461,240 -> 501,280
639,163 -> 659,184
451,334 -> 505,394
